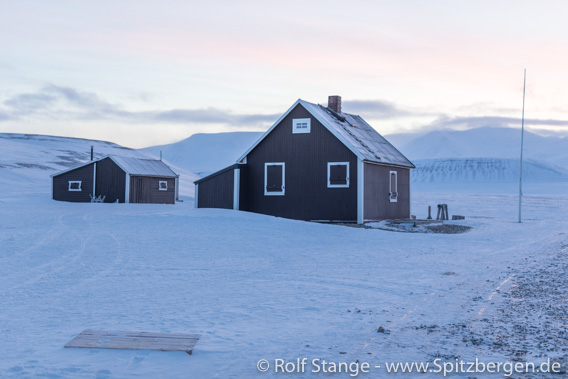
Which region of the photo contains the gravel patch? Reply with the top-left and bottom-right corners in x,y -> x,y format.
429,244 -> 568,377
474,245 -> 568,374
364,220 -> 473,234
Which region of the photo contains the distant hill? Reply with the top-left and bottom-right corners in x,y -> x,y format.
8,125 -> 565,200
0,133 -> 199,197
386,127 -> 568,169
143,132 -> 262,177
413,158 -> 568,183
139,128 -> 568,189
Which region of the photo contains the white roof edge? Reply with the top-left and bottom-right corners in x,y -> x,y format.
362,160 -> 416,169
51,155 -> 178,177
301,101 -> 365,161
236,99 -> 303,162
50,159 -> 99,177
110,155 -> 178,177
106,155 -> 129,174
236,99 -> 365,162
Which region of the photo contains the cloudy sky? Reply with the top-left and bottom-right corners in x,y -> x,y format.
1,0 -> 568,148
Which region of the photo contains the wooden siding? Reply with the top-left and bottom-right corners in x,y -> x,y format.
130,176 -> 175,204
243,104 -> 358,221
95,157 -> 126,203
363,163 -> 410,220
197,169 -> 234,209
52,163 -> 95,202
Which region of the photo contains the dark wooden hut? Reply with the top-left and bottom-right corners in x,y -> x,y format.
52,155 -> 179,204
194,96 -> 415,223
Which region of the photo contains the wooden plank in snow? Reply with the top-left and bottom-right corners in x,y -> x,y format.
64,330 -> 200,355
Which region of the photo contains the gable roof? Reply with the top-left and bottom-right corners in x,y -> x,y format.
51,155 -> 178,178
194,163 -> 246,184
237,99 -> 415,168
110,156 -> 178,177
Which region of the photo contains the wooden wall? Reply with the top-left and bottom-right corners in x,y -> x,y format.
52,163 -> 95,202
243,104 -> 358,222
95,158 -> 126,203
363,163 -> 410,220
197,169 -> 234,209
130,176 -> 175,204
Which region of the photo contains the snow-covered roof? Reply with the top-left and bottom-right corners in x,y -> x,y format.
51,155 -> 178,178
238,99 -> 415,168
110,156 -> 178,177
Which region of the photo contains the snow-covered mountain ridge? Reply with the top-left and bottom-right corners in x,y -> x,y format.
141,130 -> 568,184
413,158 -> 568,183
0,133 -> 199,197
387,126 -> 568,168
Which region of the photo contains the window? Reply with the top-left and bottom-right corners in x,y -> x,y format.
264,162 -> 285,196
292,118 -> 311,134
159,181 -> 168,191
327,162 -> 349,188
389,171 -> 398,202
68,181 -> 82,191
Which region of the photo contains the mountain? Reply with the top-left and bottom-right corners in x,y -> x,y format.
413,158 -> 568,183
386,127 -> 568,169
139,129 -> 568,190
0,133 -> 199,197
142,132 -> 262,177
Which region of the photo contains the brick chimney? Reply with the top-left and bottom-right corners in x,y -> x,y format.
328,95 -> 342,113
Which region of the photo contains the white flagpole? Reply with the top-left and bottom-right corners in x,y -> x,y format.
518,69 -> 526,223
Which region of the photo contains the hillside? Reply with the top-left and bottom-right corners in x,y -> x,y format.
0,133 -> 199,197
143,132 -> 262,177
140,129 -> 568,190
413,158 -> 568,183
386,127 -> 568,168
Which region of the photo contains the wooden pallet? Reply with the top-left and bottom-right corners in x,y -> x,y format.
65,329 -> 200,355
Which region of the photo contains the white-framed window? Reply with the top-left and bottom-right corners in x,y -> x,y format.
389,170 -> 398,202
264,162 -> 285,196
68,180 -> 82,192
292,118 -> 311,134
158,181 -> 168,191
327,162 -> 350,188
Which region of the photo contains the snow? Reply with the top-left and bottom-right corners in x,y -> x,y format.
412,158 -> 568,183
0,133 -> 199,198
1,132 -> 568,377
386,126 -> 568,168
142,132 -> 262,178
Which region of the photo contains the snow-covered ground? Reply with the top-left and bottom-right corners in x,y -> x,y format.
1,132 -> 567,377
1,175 -> 567,377
0,133 -> 199,198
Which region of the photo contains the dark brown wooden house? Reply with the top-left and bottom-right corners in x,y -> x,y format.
194,96 -> 415,223
52,155 -> 179,204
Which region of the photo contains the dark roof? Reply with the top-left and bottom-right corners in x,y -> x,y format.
51,155 -> 178,178
238,99 -> 415,168
194,163 -> 245,184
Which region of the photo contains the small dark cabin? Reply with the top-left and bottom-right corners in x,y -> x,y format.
52,155 -> 179,204
194,96 -> 415,223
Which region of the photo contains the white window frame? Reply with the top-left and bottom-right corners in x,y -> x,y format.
264,162 -> 285,196
327,162 -> 350,188
292,118 -> 311,134
68,180 -> 82,192
158,180 -> 168,191
389,170 -> 398,203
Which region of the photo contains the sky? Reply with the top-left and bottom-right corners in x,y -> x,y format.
1,0 -> 568,148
